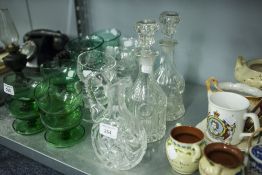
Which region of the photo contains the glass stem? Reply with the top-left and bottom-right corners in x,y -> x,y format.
61,130 -> 70,140
27,118 -> 37,127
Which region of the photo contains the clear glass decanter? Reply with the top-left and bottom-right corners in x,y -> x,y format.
91,78 -> 147,170
154,11 -> 185,121
126,20 -> 167,143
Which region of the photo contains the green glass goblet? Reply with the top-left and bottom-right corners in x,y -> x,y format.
3,73 -> 44,135
34,79 -> 85,147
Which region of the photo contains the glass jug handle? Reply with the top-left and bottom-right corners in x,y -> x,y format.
86,73 -> 106,123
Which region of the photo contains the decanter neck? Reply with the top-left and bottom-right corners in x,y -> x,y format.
159,39 -> 177,65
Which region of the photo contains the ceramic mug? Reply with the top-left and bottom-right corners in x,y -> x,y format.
166,125 -> 204,174
205,77 -> 260,145
247,128 -> 262,175
199,142 -> 244,175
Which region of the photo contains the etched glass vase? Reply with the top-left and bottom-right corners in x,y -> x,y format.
91,78 -> 147,170
155,11 -> 185,121
126,20 -> 167,143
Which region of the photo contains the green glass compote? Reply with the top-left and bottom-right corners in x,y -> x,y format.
93,28 -> 121,49
40,59 -> 78,85
3,73 -> 44,135
34,79 -> 85,147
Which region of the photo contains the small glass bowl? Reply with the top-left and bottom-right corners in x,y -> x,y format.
65,35 -> 104,60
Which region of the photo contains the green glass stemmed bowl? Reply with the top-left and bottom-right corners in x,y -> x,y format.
3,73 -> 44,135
34,79 -> 85,147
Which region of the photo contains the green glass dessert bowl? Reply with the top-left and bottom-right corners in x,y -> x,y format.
40,59 -> 78,86
3,73 -> 45,135
34,79 -> 85,147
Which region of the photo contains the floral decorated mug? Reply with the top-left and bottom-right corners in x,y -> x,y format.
247,128 -> 262,175
166,125 -> 204,174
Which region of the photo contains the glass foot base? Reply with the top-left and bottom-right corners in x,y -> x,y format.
12,118 -> 45,135
44,125 -> 85,148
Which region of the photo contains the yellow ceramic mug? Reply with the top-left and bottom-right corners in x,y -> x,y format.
199,143 -> 244,175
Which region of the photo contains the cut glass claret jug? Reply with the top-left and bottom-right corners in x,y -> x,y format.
126,19 -> 167,143
154,11 -> 185,121
91,78 -> 147,170
77,50 -> 117,122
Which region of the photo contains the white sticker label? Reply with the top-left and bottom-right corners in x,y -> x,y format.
141,65 -> 152,74
68,70 -> 75,78
167,145 -> 177,160
3,83 -> 14,95
99,123 -> 118,139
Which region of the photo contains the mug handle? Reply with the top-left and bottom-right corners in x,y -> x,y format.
191,144 -> 201,163
240,113 -> 260,139
248,127 -> 262,151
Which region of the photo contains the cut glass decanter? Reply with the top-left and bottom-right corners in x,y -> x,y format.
155,11 -> 185,121
126,19 -> 167,143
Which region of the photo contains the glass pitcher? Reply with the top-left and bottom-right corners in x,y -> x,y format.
91,78 -> 147,170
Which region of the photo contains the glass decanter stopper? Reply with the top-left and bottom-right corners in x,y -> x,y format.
155,11 -> 185,121
91,78 -> 147,170
126,20 -> 167,143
